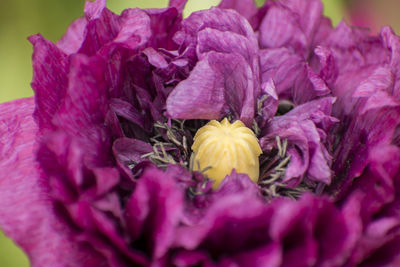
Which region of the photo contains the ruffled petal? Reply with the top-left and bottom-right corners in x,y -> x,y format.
0,98 -> 105,266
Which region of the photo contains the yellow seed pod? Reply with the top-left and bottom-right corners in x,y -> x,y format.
191,118 -> 262,189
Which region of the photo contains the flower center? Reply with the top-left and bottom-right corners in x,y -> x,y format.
191,118 -> 262,189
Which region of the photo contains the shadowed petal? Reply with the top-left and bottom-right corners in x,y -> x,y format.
125,167 -> 184,259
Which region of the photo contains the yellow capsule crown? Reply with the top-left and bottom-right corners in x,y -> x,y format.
191,118 -> 262,188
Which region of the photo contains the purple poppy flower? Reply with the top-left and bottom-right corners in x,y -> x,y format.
1,0 -> 400,266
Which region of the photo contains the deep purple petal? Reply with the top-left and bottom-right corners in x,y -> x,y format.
175,194 -> 270,251
112,137 -> 153,179
50,54 -> 112,165
110,98 -> 147,130
125,167 -> 184,259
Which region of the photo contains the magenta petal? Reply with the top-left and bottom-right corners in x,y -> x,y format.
172,250 -> 210,267
79,0 -> 120,56
84,0 -> 106,19
29,34 -> 68,131
218,0 -> 258,21
168,0 -> 187,13
313,46 -> 338,87
381,27 -> 400,99
142,47 -> 169,69
234,243 -> 282,267
0,98 -> 105,266
269,195 -> 357,267
92,167 -> 120,196
113,9 -> 151,51
56,18 -> 87,55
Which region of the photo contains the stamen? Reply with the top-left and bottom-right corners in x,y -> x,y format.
257,94 -> 270,116
258,136 -> 316,200
252,119 -> 261,136
142,119 -> 208,170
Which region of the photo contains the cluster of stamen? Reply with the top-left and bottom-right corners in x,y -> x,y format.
141,120 -> 195,168
140,116 -> 316,200
258,136 -> 315,200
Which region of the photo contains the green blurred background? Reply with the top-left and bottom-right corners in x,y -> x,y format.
0,0 -> 388,266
